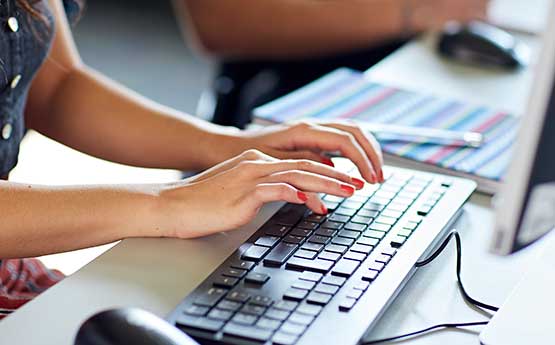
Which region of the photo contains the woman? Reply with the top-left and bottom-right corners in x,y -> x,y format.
0,0 -> 382,318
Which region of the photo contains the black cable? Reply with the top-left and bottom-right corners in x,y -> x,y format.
361,230 -> 498,344
415,230 -> 499,312
361,321 -> 489,344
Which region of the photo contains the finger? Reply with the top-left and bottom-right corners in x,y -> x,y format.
266,149 -> 334,167
241,159 -> 364,189
304,192 -> 328,215
322,122 -> 384,182
261,170 -> 357,197
289,124 -> 377,183
245,183 -> 308,214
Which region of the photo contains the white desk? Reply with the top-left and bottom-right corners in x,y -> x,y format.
0,34 -> 542,344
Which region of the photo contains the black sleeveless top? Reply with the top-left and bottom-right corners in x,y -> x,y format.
0,0 -> 80,178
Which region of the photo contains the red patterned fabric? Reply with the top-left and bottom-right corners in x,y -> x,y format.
0,259 -> 64,320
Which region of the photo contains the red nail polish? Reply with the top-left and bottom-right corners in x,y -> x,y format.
340,184 -> 355,195
322,158 -> 335,167
297,191 -> 308,202
379,170 -> 385,183
320,205 -> 328,215
351,177 -> 365,189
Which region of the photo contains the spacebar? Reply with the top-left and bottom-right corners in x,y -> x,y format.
285,257 -> 334,273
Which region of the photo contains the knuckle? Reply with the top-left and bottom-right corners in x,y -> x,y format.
296,159 -> 313,171
241,149 -> 263,160
293,121 -> 311,131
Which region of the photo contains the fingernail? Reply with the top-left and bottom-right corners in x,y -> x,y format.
340,184 -> 355,195
370,173 -> 377,184
320,205 -> 328,215
351,177 -> 365,189
297,191 -> 308,202
322,158 -> 335,167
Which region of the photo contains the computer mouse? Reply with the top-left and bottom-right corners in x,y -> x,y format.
438,21 -> 529,69
74,308 -> 199,345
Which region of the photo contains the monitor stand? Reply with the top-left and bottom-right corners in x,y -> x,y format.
480,232 -> 555,344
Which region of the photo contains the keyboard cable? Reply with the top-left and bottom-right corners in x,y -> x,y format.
361,230 -> 499,344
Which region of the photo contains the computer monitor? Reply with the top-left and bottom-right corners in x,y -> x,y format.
490,8 -> 555,255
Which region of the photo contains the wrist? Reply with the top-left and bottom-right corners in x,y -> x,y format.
198,129 -> 252,168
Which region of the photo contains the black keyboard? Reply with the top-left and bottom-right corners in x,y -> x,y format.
166,164 -> 476,345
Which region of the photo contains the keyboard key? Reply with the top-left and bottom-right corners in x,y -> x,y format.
368,261 -> 385,272
351,244 -> 373,255
364,230 -> 386,239
332,259 -> 360,277
308,235 -> 331,245
288,312 -> 315,326
216,300 -> 242,312
353,280 -> 370,291
417,206 -> 432,216
323,200 -> 339,211
241,304 -> 267,316
296,303 -> 322,316
231,312 -> 258,325
362,270 -> 379,282
230,260 -> 255,271
264,224 -> 291,237
294,249 -> 318,260
297,221 -> 319,230
351,215 -> 373,224
286,257 -> 334,274
338,298 -> 357,312
344,222 -> 367,232
222,268 -> 247,279
328,214 -> 350,223
321,221 -> 343,230
242,245 -> 270,262
357,209 -> 379,218
183,305 -> 209,316
300,242 -> 324,252
245,272 -> 270,285
283,234 -> 305,245
255,236 -> 281,247
223,322 -> 273,341
398,228 -> 412,237
375,216 -> 397,225
381,210 -> 403,219
213,276 -> 239,288
387,203 -> 409,212
382,247 -> 398,256
325,243 -> 348,254
265,308 -> 291,321
227,290 -> 251,303
207,308 -> 233,321
323,195 -> 344,203
314,283 -> 339,295
363,202 -> 385,212
273,204 -> 306,226
280,321 -> 307,336
257,317 -> 282,331
289,228 -> 312,237
273,300 -> 298,312
343,251 -> 366,262
264,242 -> 299,267
176,315 -> 224,333
292,279 -> 316,290
404,221 -> 418,230
250,295 -> 274,307
283,288 -> 308,302
369,223 -> 392,232
347,289 -> 364,300
335,207 -> 357,217
318,251 -> 341,262
299,271 -> 323,282
321,275 -> 347,287
374,254 -> 392,264
272,331 -> 298,345
357,237 -> 379,247
331,236 -> 354,247
306,213 -> 327,223
306,291 -> 332,305
391,235 -> 407,248
342,201 -> 364,209
337,229 -> 360,239
194,288 -> 227,307
314,228 -> 337,237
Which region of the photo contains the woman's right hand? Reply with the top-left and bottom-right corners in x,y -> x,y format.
154,149 -> 366,239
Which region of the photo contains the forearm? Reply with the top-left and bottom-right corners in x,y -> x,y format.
0,181 -> 162,258
28,64 -> 243,171
179,0 -> 405,59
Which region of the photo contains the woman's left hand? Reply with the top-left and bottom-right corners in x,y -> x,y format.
235,121 -> 384,184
